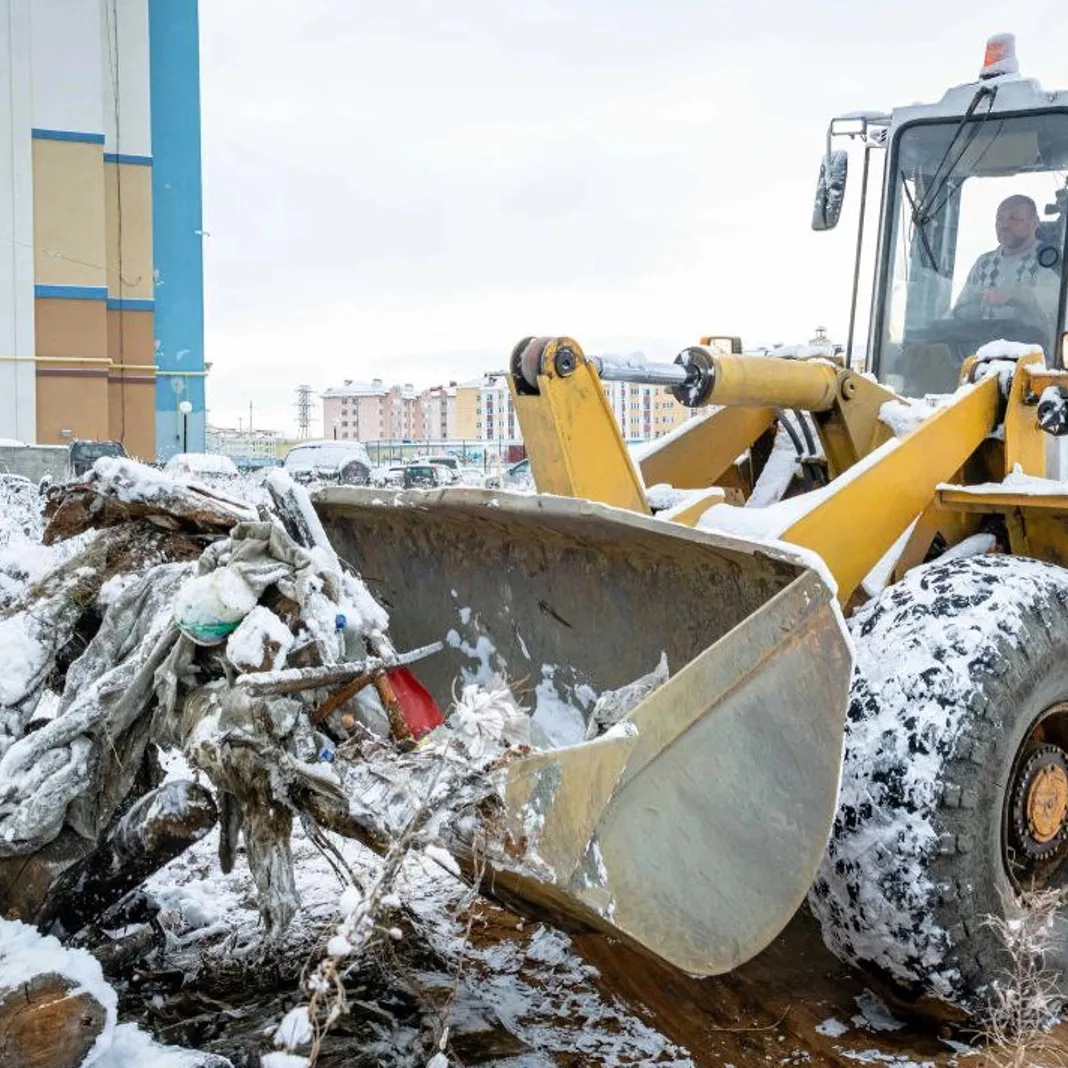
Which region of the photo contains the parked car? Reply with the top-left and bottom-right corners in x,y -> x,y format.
485,458 -> 534,490
68,439 -> 127,479
164,452 -> 240,482
372,465 -> 407,487
455,466 -> 487,487
402,463 -> 453,489
407,454 -> 460,483
338,458 -> 372,485
283,440 -> 373,484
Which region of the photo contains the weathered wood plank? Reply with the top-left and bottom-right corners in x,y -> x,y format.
0,973 -> 106,1068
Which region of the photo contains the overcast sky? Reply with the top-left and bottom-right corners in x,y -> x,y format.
199,0 -> 1063,434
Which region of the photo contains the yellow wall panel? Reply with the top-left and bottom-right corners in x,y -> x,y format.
454,384 -> 480,439
32,140 -> 106,288
104,162 -> 153,299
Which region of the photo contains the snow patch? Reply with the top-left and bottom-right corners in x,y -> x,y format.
274,1005 -> 313,1050
0,614 -> 49,707
852,989 -> 905,1032
226,605 -> 294,673
877,394 -> 950,438
531,666 -> 586,748
91,1023 -> 221,1067
941,463 -> 1068,497
261,1054 -> 311,1068
815,1017 -> 849,1037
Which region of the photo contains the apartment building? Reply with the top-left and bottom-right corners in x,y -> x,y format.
601,379 -> 694,440
416,384 -> 458,441
205,426 -> 284,468
0,0 -> 205,460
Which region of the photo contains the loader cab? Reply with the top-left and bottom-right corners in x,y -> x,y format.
818,37 -> 1068,397
875,107 -> 1068,395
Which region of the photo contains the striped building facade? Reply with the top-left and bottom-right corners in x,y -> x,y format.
0,0 -> 204,461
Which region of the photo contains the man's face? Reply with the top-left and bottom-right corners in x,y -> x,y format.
996,200 -> 1038,252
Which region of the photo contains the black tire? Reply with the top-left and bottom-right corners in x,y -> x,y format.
809,554 -> 1068,1013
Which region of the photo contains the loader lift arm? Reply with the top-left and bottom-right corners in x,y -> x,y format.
509,336 -> 1045,603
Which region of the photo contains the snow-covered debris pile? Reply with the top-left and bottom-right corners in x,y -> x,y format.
0,459 -> 628,1064
0,462 -> 544,971
0,463 -> 261,937
0,472 -> 42,547
43,456 -> 257,544
0,472 -> 51,608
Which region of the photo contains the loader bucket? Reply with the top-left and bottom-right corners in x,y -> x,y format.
314,487 -> 852,977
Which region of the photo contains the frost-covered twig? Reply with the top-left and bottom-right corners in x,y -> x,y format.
270,679 -> 531,1067
281,745 -> 460,1066
980,888 -> 1068,1068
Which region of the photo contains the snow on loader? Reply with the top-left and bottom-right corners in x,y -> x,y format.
314,36 -> 1068,1016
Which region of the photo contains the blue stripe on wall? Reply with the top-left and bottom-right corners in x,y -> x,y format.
149,0 -> 205,461
104,152 -> 153,166
107,297 -> 155,311
35,284 -> 108,300
31,128 -> 105,144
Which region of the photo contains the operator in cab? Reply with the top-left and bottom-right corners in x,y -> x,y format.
953,194 -> 1060,333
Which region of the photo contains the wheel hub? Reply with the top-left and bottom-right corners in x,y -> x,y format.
1012,745 -> 1068,858
1028,763 -> 1068,843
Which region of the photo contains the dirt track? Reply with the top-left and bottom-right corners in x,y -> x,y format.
570,905 -> 1068,1066
455,898 -> 1068,1067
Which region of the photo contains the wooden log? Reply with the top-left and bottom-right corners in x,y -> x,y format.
43,466 -> 255,545
0,972 -> 107,1068
46,781 -> 218,937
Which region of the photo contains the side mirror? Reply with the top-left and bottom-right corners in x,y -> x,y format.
812,150 -> 848,231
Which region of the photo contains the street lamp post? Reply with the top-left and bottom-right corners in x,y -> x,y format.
332,419 -> 339,440
178,400 -> 192,454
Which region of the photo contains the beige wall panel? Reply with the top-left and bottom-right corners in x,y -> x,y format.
36,371 -> 109,443
106,308 -> 154,365
35,298 -> 107,360
108,376 -> 154,460
104,161 -> 153,298
33,140 -> 106,288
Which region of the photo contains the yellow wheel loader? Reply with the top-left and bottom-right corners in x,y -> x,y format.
315,36 -> 1068,1016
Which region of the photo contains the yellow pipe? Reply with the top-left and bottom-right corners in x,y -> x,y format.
35,356 -> 110,364
709,352 -> 839,411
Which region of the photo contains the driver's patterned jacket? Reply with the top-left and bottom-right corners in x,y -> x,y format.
959,246 -> 1060,322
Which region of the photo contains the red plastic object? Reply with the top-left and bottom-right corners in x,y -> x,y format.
387,668 -> 445,740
